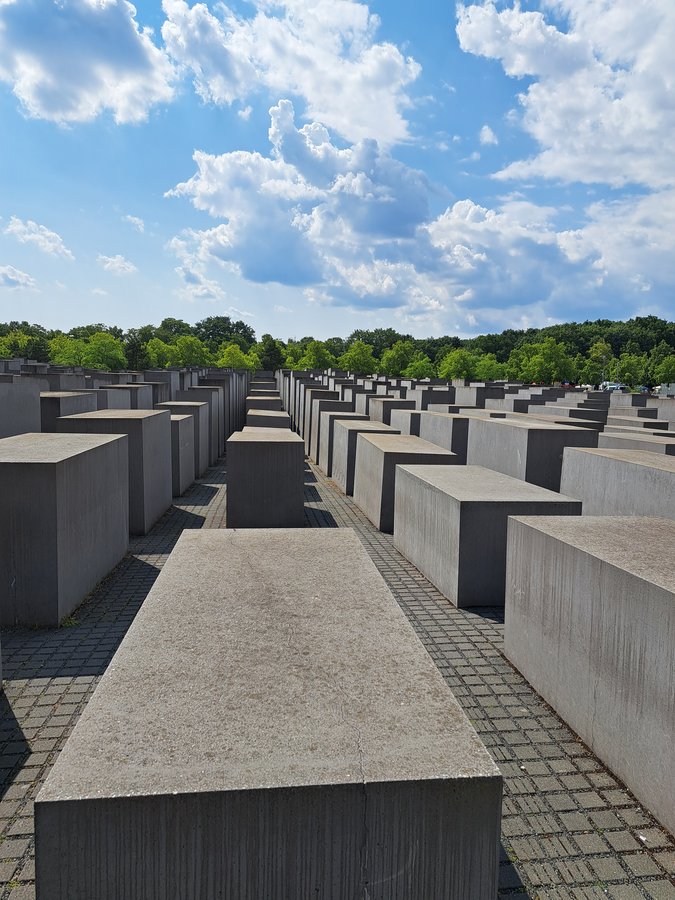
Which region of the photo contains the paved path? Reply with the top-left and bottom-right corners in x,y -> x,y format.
0,457 -> 673,899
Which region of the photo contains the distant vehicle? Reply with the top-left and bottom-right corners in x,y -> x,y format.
601,382 -> 627,391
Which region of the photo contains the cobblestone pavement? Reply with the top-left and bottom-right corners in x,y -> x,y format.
0,456 -> 673,899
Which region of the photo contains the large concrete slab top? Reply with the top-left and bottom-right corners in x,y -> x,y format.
564,447 -> 675,472
508,515 -> 675,591
61,409 -> 166,420
228,429 -> 303,444
0,431 -> 124,463
355,432 -> 456,454
398,464 -> 580,503
38,528 -> 499,800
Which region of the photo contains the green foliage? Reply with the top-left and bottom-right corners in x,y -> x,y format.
324,336 -> 347,359
609,351 -> 649,388
380,340 -> 415,376
216,342 -> 259,370
146,338 -> 178,368
80,332 -> 127,370
0,329 -> 50,362
338,340 -> 378,374
437,348 -> 479,380
195,316 -> 256,352
172,335 -> 213,367
347,327 -> 411,358
577,340 -> 614,386
474,353 -> 506,381
402,351 -> 436,379
506,338 -> 575,384
256,334 -> 285,371
48,334 -> 86,366
655,353 -> 675,384
296,340 -> 336,370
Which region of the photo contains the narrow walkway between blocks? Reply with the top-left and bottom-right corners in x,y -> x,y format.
0,456 -> 672,899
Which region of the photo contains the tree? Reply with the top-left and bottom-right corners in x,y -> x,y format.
146,338 -> 178,368
338,340 -> 378,374
474,353 -> 507,381
124,329 -> 152,370
195,316 -> 256,352
297,340 -> 336,370
80,332 -> 127,370
48,334 -> 86,366
347,328 -> 409,358
156,318 -> 193,342
402,351 -> 435,379
578,339 -> 614,386
69,323 -> 124,341
610,351 -> 649,388
380,340 -> 415,376
324,336 -> 347,359
256,333 -> 285,371
438,348 -> 479,381
508,338 -> 575,384
0,329 -> 50,361
655,353 -> 675,385
216,342 -> 256,369
173,335 -> 213,367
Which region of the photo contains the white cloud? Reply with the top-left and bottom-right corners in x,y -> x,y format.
0,0 -> 174,124
479,124 -> 498,145
0,265 -> 37,289
274,304 -> 293,313
161,0 -> 420,145
457,0 -> 675,189
123,215 -> 145,232
97,253 -> 137,275
237,105 -> 252,121
91,287 -> 108,296
5,216 -> 74,259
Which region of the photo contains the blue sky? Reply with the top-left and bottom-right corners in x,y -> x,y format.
1,0 -> 673,341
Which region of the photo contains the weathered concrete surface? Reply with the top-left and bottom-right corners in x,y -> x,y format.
368,397 -> 416,426
354,391 -> 388,416
394,465 -> 581,607
103,384 -> 154,409
0,432 -> 128,626
35,528 -> 502,900
309,399 -> 352,463
303,389 -> 338,450
226,430 -> 305,527
598,431 -> 675,455
156,401 -> 209,477
332,421 -> 400,496
246,409 -> 291,428
79,388 -> 132,410
353,433 -> 458,533
606,414 -> 669,430
466,417 -> 598,491
170,414 -> 195,497
389,409 -> 422,436
318,411 -> 369,475
246,395 -> 283,412
418,412 -> 472,462
57,410 -> 172,535
180,386 -> 225,456
40,391 -> 97,432
504,515 -> 675,836
0,380 -> 41,437
560,448 -> 675,518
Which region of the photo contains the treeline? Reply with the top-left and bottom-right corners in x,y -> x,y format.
1,315 -> 675,386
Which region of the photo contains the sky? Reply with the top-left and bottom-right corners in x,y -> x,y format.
0,0 -> 674,342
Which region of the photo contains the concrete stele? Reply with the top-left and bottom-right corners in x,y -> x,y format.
35,528 -> 502,900
393,465 -> 581,607
505,515 -> 675,836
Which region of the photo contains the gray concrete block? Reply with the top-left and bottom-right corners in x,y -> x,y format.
57,410 -> 172,535
156,401 -> 209,477
0,433 -> 129,626
139,381 -> 171,406
79,388 -> 132,410
309,399 -> 352,463
354,391 -> 388,415
226,430 -> 305,527
144,369 -> 180,400
35,528 -> 502,900
606,414 -> 669,430
103,384 -> 154,409
466,417 -> 598,491
0,380 -> 41,437
560,447 -> 675,518
303,389 -> 338,448
505,515 -> 675,836
40,392 -> 97,432
418,411 -> 472,462
389,409 -> 422,435
246,409 -> 291,428
394,465 -> 581,606
368,397 -> 416,426
598,431 -> 675,454
177,388 -> 221,463
318,411 -> 369,475
353,433 -> 458,533
332,420 -> 401,496
170,415 -> 195,497
246,395 -> 282,411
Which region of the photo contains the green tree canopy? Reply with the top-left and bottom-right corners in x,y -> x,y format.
256,334 -> 285,371
172,335 -> 213,367
80,332 -> 127,370
380,340 -> 415,376
48,334 -> 86,366
655,353 -> 675,384
146,338 -> 178,368
338,340 -> 378,374
402,351 -> 436,379
437,348 -> 479,380
296,340 -> 336,370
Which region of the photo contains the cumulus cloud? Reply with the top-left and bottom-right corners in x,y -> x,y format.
123,215 -> 145,232
0,0 -> 174,124
457,0 -> 675,189
4,216 -> 74,259
0,265 -> 37,289
479,125 -> 498,145
97,253 -> 137,274
161,0 -> 419,145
